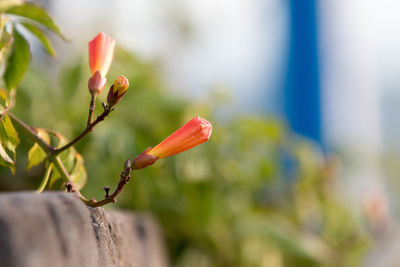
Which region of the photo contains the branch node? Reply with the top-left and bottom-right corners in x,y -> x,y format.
124,159 -> 131,170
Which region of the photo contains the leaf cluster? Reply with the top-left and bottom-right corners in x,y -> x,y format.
0,2 -> 80,185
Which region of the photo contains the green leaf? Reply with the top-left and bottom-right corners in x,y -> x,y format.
0,114 -> 19,174
0,89 -> 6,111
0,114 -> 19,147
0,140 -> 14,173
36,163 -> 53,193
3,29 -> 30,89
48,167 -> 61,189
26,143 -> 44,170
0,31 -> 13,52
21,22 -> 56,57
5,3 -> 65,39
0,16 -> 12,63
27,129 -> 50,171
48,132 -> 74,188
62,148 -> 76,172
70,153 -> 87,190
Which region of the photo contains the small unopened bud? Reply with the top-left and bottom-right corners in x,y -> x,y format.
132,147 -> 158,169
107,75 -> 129,107
103,186 -> 111,198
88,70 -> 107,96
124,159 -> 131,170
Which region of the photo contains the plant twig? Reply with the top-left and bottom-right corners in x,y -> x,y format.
7,112 -> 54,153
87,94 -> 96,126
6,112 -> 86,201
5,110 -> 123,207
54,104 -> 113,155
52,155 -> 87,202
86,160 -> 132,207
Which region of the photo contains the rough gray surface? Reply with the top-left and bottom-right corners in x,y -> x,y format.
0,192 -> 168,267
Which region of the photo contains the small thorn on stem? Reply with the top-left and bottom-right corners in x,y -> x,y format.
103,186 -> 111,198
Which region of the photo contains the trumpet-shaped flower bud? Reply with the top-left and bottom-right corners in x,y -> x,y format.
147,116 -> 212,159
88,32 -> 115,77
107,75 -> 129,107
88,32 -> 115,95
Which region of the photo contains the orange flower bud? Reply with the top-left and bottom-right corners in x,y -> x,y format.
88,32 -> 115,95
88,32 -> 115,77
107,75 -> 129,107
147,116 -> 212,159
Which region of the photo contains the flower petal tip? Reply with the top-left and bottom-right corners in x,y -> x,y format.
88,32 -> 116,77
195,116 -> 212,141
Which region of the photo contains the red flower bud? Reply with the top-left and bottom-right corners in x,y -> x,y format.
88,32 -> 115,77
147,116 -> 212,159
88,32 -> 115,95
107,75 -> 129,107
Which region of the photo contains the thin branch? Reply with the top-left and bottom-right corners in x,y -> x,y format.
6,112 -> 85,201
87,94 -> 96,126
54,104 -> 113,155
7,112 -> 54,153
86,160 -> 132,207
52,155 -> 87,202
5,108 -> 124,207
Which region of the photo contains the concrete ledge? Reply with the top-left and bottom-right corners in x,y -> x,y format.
0,192 -> 168,267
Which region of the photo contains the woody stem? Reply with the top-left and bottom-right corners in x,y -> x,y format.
86,160 -> 132,207
87,94 -> 96,126
54,105 -> 112,155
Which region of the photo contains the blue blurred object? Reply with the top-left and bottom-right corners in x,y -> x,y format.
285,0 -> 321,143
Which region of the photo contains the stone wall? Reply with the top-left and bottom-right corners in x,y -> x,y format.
0,192 -> 168,267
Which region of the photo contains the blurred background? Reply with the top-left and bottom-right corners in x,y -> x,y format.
1,0 -> 400,266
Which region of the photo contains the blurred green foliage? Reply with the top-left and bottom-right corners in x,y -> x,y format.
0,45 -> 372,266
0,2 -> 66,175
